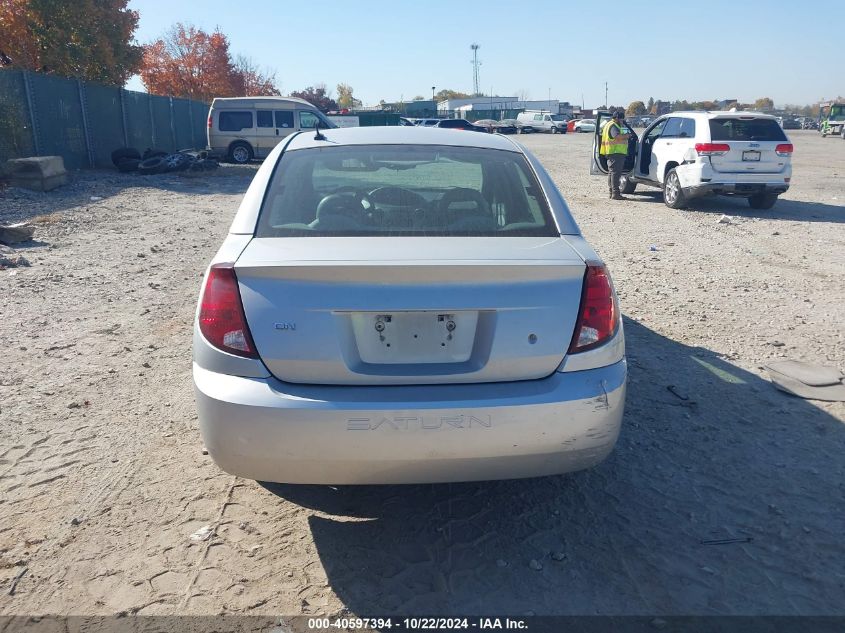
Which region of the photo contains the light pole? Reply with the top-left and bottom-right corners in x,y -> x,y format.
431,86 -> 436,115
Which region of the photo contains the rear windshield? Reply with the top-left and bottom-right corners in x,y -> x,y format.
709,118 -> 787,142
256,144 -> 558,237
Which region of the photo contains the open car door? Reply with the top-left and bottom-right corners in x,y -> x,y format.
590,110 -> 639,175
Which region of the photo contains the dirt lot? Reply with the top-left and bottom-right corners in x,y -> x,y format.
1,130 -> 843,617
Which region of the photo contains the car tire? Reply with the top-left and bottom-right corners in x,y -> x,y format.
620,174 -> 637,194
663,168 -> 687,209
162,152 -> 191,172
111,147 -> 141,167
142,148 -> 168,160
138,156 -> 166,175
116,158 -> 140,173
748,193 -> 778,210
228,142 -> 253,164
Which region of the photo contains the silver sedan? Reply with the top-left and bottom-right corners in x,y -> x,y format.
193,127 -> 626,484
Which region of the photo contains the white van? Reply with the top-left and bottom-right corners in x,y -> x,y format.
207,97 -> 335,164
516,111 -> 568,134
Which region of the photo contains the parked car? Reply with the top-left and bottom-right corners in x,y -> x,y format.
574,119 -> 597,133
473,119 -> 499,133
781,118 -> 801,130
398,117 -> 415,126
415,118 -> 441,127
566,119 -> 580,133
517,111 -> 568,134
435,118 -> 487,132
206,96 -> 335,164
506,119 -> 535,134
590,110 -> 792,210
193,126 -> 626,485
494,120 -> 519,134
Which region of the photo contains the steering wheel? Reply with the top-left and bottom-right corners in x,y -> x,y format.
368,186 -> 426,207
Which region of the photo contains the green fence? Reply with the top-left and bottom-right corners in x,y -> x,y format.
0,69 -> 208,169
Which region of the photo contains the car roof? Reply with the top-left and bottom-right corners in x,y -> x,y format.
283,126 -> 522,153
654,110 -> 779,120
210,96 -> 315,109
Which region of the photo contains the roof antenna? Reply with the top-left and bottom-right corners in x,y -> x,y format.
314,118 -> 326,141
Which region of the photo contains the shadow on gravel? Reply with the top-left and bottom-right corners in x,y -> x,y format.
0,165 -> 259,224
262,318 -> 845,615
629,190 -> 845,224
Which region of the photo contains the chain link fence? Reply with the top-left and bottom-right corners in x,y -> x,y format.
0,69 -> 208,169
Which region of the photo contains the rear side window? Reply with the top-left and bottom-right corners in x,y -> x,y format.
256,145 -> 558,237
218,111 -> 253,131
709,118 -> 787,142
678,118 -> 696,138
257,111 -> 273,128
661,118 -> 683,138
275,111 -> 294,128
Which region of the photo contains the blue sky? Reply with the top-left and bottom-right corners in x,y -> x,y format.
126,0 -> 842,107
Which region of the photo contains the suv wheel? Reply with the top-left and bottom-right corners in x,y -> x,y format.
663,168 -> 687,209
748,193 -> 778,210
228,142 -> 253,164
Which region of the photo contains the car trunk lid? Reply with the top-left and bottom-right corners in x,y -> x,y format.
235,237 -> 586,385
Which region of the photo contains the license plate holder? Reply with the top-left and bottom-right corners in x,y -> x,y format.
742,150 -> 761,162
350,311 -> 478,364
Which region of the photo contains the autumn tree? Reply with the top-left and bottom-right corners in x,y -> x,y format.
0,0 -> 142,85
336,83 -> 360,109
232,55 -> 280,97
626,100 -> 646,116
140,24 -> 278,102
290,85 -> 337,112
753,97 -> 774,111
435,89 -> 470,102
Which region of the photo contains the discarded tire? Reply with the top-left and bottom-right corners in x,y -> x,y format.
162,153 -> 191,172
138,156 -> 166,175
142,148 -> 168,160
116,158 -> 141,173
187,159 -> 219,173
111,147 -> 141,167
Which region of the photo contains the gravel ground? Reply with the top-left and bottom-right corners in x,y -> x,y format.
0,130 -> 843,617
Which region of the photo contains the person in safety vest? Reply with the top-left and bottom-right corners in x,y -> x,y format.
600,110 -> 630,200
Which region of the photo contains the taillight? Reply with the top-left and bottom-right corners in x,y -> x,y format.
569,264 -> 619,354
198,264 -> 258,358
207,115 -> 212,128
775,143 -> 793,157
695,143 -> 730,156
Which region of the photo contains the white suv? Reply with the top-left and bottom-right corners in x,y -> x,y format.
591,110 -> 793,209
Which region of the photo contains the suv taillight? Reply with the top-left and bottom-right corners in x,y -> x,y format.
695,143 -> 730,156
569,264 -> 619,354
198,264 -> 258,358
775,143 -> 793,157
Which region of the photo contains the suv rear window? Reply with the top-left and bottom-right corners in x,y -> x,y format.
257,145 -> 557,237
709,118 -> 787,142
218,111 -> 253,131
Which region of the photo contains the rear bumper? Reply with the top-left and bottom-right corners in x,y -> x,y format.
193,360 -> 626,484
684,182 -> 789,198
677,161 -> 791,198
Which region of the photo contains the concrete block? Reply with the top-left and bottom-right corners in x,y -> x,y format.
4,156 -> 68,191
